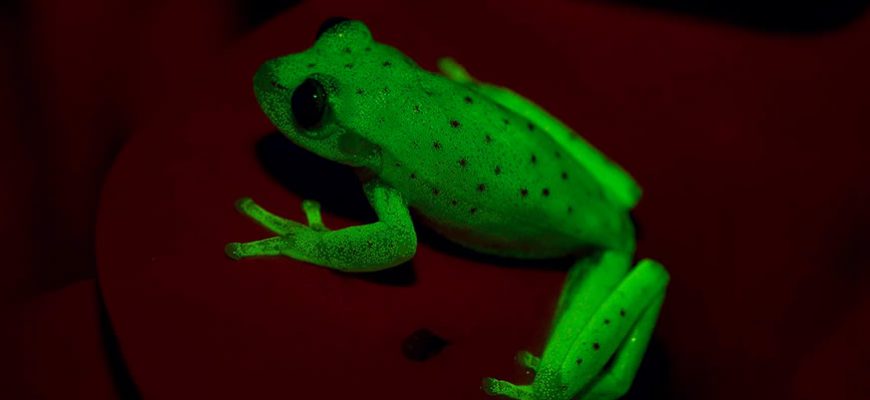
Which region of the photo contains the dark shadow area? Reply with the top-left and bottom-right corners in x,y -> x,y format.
236,0 -> 304,33
95,282 -> 142,400
333,260 -> 419,287
599,0 -> 869,33
256,131 -> 377,222
401,328 -> 450,362
625,337 -> 673,399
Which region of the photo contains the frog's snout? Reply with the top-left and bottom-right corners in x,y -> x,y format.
253,62 -> 280,94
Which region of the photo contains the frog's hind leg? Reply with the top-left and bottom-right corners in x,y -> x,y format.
550,257 -> 669,400
482,253 -> 668,400
581,293 -> 665,399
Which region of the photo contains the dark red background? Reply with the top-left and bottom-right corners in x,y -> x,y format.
1,0 -> 868,399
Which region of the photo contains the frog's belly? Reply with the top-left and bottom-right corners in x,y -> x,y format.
411,205 -> 630,259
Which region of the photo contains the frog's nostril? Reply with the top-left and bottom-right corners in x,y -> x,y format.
270,80 -> 288,90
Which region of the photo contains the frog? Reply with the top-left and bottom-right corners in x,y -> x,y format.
225,18 -> 670,400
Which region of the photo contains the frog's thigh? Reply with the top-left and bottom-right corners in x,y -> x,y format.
555,259 -> 669,400
550,253 -> 630,336
482,252 -> 632,400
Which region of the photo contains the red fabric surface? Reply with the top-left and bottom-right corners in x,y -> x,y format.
0,280 -> 117,400
3,0 -> 869,399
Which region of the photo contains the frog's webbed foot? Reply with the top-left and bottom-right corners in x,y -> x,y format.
224,197 -> 322,261
483,254 -> 669,400
482,378 -> 534,400
225,181 -> 417,272
234,197 -> 326,235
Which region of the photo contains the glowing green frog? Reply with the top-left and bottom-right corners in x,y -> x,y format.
226,18 -> 669,400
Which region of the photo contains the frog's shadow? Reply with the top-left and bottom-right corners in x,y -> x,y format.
255,132 -> 576,287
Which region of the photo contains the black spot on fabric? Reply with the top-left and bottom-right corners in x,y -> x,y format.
432,188 -> 440,196
433,141 -> 442,150
520,188 -> 529,197
593,342 -> 600,351
620,308 -> 626,317
414,105 -> 421,113
459,159 -> 468,168
542,188 -> 550,196
383,87 -> 391,94
561,171 -> 568,180
307,63 -> 316,68
401,328 -> 449,362
527,123 -> 535,131
503,118 -> 510,125
484,134 -> 492,143
477,183 -> 486,192
494,166 -> 502,175
464,96 -> 473,104
383,61 -> 392,67
450,199 -> 458,206
469,207 -> 478,214
531,154 -> 537,164
356,88 -> 365,95
450,120 -> 461,128
567,206 -> 573,214
604,319 -> 610,325
576,358 -> 583,365
410,173 -> 416,179
344,63 -> 353,69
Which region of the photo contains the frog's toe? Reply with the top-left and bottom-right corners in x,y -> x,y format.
234,197 -> 254,212
301,199 -> 328,231
224,242 -> 243,260
515,350 -> 540,371
482,377 -> 533,399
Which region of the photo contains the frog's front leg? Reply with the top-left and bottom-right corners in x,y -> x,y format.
483,253 -> 669,400
225,180 -> 417,271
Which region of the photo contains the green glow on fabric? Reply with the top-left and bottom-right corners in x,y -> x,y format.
226,19 -> 669,400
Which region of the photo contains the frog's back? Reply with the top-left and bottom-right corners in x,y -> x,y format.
375,70 -> 632,258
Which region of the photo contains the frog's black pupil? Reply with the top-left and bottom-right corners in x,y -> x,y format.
291,78 -> 327,129
316,16 -> 351,39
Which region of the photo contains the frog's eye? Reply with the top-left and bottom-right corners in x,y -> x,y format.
291,78 -> 328,130
316,16 -> 350,39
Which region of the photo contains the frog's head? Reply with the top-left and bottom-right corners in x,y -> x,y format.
253,18 -> 395,170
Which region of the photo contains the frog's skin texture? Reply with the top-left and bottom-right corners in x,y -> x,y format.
226,19 -> 669,400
